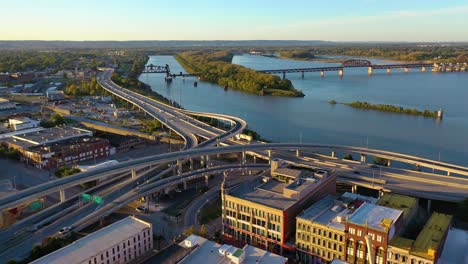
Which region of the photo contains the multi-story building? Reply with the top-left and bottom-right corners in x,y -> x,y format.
31,216 -> 153,264
296,193 -> 377,263
376,193 -> 418,235
0,98 -> 16,111
344,203 -> 403,264
221,159 -> 337,255
1,126 -> 113,169
387,212 -> 452,264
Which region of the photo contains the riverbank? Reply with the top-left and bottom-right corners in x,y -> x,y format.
175,51 -> 305,97
330,100 -> 441,118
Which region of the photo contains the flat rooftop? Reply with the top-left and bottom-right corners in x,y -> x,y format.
297,193 -> 374,231
411,212 -> 452,260
376,193 -> 417,220
32,216 -> 151,264
6,126 -> 92,148
179,235 -> 287,264
438,228 -> 468,264
349,203 -> 403,232
230,178 -> 297,210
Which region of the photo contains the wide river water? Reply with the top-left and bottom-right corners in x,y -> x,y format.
140,55 -> 468,166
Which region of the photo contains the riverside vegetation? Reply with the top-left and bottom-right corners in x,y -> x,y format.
175,51 -> 304,97
330,100 -> 439,118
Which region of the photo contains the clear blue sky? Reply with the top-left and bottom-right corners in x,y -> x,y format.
1,0 -> 467,41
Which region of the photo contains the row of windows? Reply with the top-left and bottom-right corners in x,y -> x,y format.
224,200 -> 281,222
297,223 -> 344,243
387,252 -> 433,264
348,227 -> 383,242
297,233 -> 343,252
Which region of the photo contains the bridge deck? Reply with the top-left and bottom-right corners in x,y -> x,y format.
260,63 -> 433,73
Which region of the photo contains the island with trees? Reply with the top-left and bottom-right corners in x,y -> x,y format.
175,51 -> 305,97
330,100 -> 440,118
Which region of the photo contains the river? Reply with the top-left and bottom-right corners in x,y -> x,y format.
140,55 -> 468,166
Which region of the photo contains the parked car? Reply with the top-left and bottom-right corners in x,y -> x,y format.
136,206 -> 149,213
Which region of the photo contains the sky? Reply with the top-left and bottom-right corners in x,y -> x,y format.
1,0 -> 468,41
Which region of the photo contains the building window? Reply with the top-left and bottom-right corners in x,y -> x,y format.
349,228 -> 355,235
357,229 -> 362,236
356,241 -> 364,259
377,235 -> 383,242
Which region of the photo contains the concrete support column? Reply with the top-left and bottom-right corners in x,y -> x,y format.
206,155 -> 211,168
296,149 -> 301,157
387,160 -> 392,167
131,169 -> 137,179
338,69 -> 344,78
204,174 -> 209,186
447,171 -> 451,176
379,189 -> 384,198
368,67 -> 373,75
189,158 -> 194,170
241,151 -> 247,165
267,150 -> 272,164
331,151 -> 336,158
351,185 -> 357,194
320,71 -> 325,77
387,68 -> 391,74
360,154 -> 366,163
404,67 -> 409,73
282,72 -> 286,80
59,189 -> 66,203
253,156 -> 257,164
301,71 -> 304,79
183,181 -> 187,190
427,199 -> 432,213
200,156 -> 205,167
177,160 -> 182,176
422,66 -> 427,72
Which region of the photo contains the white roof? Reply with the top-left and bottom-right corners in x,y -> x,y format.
31,217 -> 151,264
349,203 -> 402,231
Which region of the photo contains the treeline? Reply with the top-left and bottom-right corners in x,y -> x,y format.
344,101 -> 439,118
175,51 -> 304,97
0,50 -> 107,73
64,77 -> 103,96
280,49 -> 316,60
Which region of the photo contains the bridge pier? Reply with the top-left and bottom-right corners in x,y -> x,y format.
177,160 -> 182,176
200,156 -> 205,167
296,149 -> 301,157
387,160 -> 391,167
282,72 -> 286,80
331,151 -> 336,158
301,71 -> 304,79
379,189 -> 385,198
320,71 -> 325,78
131,169 -> 137,179
404,67 -> 409,73
59,189 -> 66,203
351,185 -> 357,194
427,199 -> 432,213
368,67 -> 373,76
241,151 -> 247,165
204,174 -> 209,186
387,68 -> 391,74
360,154 -> 367,163
422,66 -> 427,72
267,150 -> 272,164
183,180 -> 187,190
189,158 -> 194,170
338,69 -> 344,78
447,171 -> 451,176
206,155 -> 211,168
253,156 -> 256,164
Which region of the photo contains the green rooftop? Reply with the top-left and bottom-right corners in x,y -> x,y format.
411,212 -> 452,260
377,193 -> 417,220
390,236 -> 415,251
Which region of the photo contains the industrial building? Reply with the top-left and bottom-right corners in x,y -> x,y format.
296,193 -> 377,263
1,126 -> 113,169
179,234 -> 288,264
31,216 -> 153,264
8,117 -> 40,131
221,159 -> 337,255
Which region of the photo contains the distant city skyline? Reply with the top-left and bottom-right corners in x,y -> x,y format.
1,0 -> 468,42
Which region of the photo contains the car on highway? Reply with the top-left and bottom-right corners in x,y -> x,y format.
175,189 -> 182,193
27,226 -> 39,232
136,206 -> 149,213
58,226 -> 72,235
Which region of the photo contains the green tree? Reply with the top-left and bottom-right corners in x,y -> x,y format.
51,114 -> 66,126
183,225 -> 197,236
199,225 -> 208,238
374,157 -> 389,166
343,154 -> 354,160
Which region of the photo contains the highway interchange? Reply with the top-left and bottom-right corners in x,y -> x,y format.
0,69 -> 467,262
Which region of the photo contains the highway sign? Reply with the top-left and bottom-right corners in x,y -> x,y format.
82,193 -> 91,202
28,200 -> 43,211
93,196 -> 103,205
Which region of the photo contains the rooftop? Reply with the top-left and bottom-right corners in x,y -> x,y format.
297,193 -> 374,231
179,235 -> 287,264
349,203 -> 403,232
5,126 -> 92,148
32,216 -> 151,264
273,167 -> 304,179
411,212 -> 452,260
376,193 -> 418,220
389,236 -> 415,251
438,228 -> 468,264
